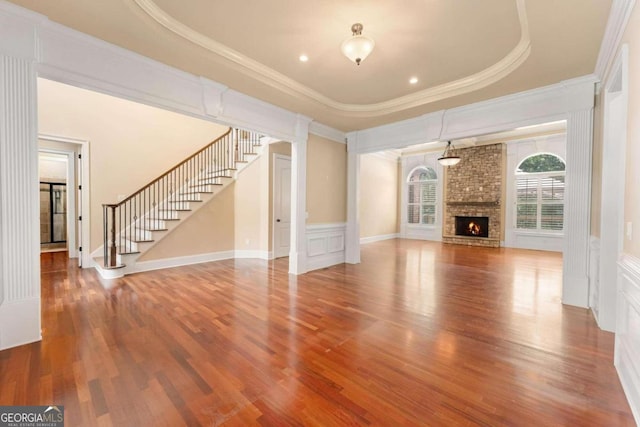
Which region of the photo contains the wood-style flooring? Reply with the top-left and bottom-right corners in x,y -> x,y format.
0,240 -> 635,426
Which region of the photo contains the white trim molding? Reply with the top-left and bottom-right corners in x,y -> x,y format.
346,75 -> 597,308
0,50 -> 41,350
0,0 -> 319,144
345,147 -> 361,264
598,44 -> 629,332
306,223 -> 346,271
589,236 -> 601,322
309,121 -> 346,144
132,0 -> 530,117
360,233 -> 399,244
289,115 -> 312,275
616,254 -> 640,425
561,108 -> 594,307
130,251 -> 235,274
594,0 -> 636,84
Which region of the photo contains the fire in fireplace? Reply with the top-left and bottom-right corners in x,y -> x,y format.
455,216 -> 489,238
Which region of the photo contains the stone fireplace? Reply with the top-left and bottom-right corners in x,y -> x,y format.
455,216 -> 489,238
443,144 -> 503,248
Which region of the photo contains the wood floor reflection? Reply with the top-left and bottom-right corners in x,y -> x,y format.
1,240 -> 634,426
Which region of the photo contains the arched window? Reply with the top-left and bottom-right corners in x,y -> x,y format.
407,167 -> 437,225
515,153 -> 565,231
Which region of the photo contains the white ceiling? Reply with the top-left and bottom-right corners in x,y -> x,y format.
9,0 -> 612,131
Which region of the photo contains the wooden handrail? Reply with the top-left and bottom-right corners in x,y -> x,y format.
101,127 -> 264,269
116,128 -> 232,206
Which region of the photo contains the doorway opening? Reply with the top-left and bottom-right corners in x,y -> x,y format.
39,136 -> 90,267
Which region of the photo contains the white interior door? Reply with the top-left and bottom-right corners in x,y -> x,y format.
273,155 -> 291,258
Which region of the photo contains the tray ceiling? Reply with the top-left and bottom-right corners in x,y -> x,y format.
8,0 -> 612,131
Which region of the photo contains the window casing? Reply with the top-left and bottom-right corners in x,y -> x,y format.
407,167 -> 437,225
515,154 -> 565,232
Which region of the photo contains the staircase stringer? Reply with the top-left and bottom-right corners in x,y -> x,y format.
94,130 -> 265,279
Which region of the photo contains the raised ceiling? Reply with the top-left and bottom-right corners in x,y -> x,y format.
9,0 -> 611,131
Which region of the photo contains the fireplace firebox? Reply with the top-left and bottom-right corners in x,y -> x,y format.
455,216 -> 489,238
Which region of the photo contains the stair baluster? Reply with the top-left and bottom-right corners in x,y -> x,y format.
100,128 -> 264,269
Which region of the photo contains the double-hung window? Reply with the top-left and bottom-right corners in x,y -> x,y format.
515,154 -> 565,231
407,167 -> 437,225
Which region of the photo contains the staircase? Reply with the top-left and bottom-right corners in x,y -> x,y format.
94,128 -> 265,279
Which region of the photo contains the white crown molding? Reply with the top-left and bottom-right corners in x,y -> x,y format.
351,74 -> 596,154
133,0 -> 531,117
366,150 -> 401,162
594,0 -> 636,85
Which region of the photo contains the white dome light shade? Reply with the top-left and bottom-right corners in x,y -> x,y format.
437,156 -> 461,166
341,23 -> 375,65
437,141 -> 461,166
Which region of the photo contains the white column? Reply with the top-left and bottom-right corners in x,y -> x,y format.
289,115 -> 311,275
562,108 -> 594,307
0,54 -> 41,350
345,136 -> 361,264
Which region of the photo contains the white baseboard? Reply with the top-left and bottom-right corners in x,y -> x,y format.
234,250 -> 273,260
107,249 -> 273,276
307,252 -> 345,271
360,233 -> 399,244
0,297 -> 41,351
589,236 -> 601,324
130,250 -> 236,274
616,254 -> 640,425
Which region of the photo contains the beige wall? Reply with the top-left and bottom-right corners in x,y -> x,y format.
37,79 -> 228,252
143,142 -> 292,261
359,153 -> 398,238
621,7 -> 640,257
235,152 -> 269,252
140,184 -> 236,260
307,135 -> 347,224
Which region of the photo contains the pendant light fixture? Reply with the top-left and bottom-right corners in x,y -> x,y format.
341,23 -> 375,65
438,141 -> 461,166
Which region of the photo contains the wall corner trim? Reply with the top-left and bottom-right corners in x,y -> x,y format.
594,0 -> 636,83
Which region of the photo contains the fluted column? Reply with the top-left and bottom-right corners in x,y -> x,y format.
345,138 -> 361,264
562,108 -> 594,307
289,115 -> 311,275
0,54 -> 40,349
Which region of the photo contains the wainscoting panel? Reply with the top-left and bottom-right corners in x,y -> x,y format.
616,255 -> 640,424
505,231 -> 563,252
306,223 -> 346,271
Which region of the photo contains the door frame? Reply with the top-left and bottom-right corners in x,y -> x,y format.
272,153 -> 292,259
597,45 -> 629,332
38,134 -> 91,267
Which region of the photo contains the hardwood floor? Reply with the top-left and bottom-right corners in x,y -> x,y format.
1,240 -> 634,426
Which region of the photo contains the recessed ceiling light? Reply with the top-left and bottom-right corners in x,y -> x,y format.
299,54 -> 309,62
409,77 -> 418,84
